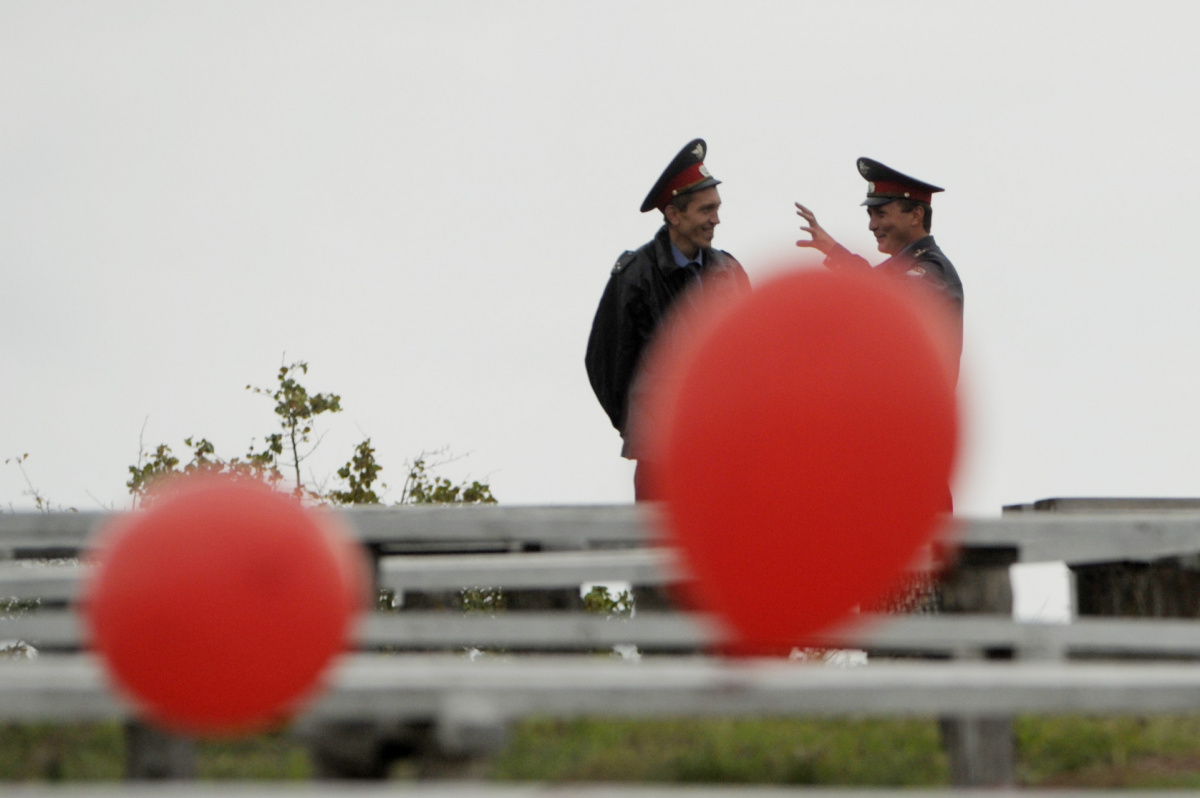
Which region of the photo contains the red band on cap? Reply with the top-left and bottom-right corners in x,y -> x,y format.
658,163 -> 709,209
869,179 -> 932,204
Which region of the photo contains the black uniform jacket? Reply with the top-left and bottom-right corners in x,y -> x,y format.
825,235 -> 964,379
586,225 -> 750,441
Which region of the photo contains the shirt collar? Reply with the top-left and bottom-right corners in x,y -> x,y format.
669,241 -> 704,269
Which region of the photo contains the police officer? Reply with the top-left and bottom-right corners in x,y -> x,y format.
795,158 -> 964,381
586,139 -> 750,500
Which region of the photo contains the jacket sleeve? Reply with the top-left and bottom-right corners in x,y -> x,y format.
823,244 -> 873,272
585,265 -> 651,435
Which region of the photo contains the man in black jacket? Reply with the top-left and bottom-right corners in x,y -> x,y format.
586,139 -> 750,499
795,158 -> 964,382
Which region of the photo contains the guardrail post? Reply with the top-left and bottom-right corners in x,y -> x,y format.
124,721 -> 196,780
935,546 -> 1018,787
423,694 -> 507,779
1075,557 -> 1200,617
1011,497 -> 1200,619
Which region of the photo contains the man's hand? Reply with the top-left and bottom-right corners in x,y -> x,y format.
794,202 -> 839,256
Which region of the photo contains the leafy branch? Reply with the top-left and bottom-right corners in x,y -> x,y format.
126,360 -> 495,509
5,454 -> 75,514
246,361 -> 342,498
400,450 -> 496,505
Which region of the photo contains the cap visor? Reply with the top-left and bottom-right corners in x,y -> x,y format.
642,177 -> 722,213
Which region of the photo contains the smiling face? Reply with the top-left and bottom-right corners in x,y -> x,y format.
665,187 -> 721,259
867,201 -> 926,255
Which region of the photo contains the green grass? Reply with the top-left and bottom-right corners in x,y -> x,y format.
493,718 -> 945,785
6,716 -> 1200,786
195,733 -> 312,780
1017,716 -> 1200,788
0,723 -> 310,782
0,722 -> 124,782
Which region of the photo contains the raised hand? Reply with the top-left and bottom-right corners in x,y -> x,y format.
795,202 -> 839,256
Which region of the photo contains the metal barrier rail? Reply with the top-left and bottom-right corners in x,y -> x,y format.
8,655 -> 1200,723
15,610 -> 1200,660
7,505 -> 1200,787
7,506 -> 1200,564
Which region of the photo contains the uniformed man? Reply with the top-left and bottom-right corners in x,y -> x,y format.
586,139 -> 750,500
795,158 -> 964,381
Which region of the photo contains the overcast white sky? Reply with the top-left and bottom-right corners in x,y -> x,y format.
3,0 -> 1199,547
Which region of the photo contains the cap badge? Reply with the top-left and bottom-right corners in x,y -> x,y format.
692,143 -> 705,158
867,181 -> 876,194
906,266 -> 927,277
699,165 -> 711,178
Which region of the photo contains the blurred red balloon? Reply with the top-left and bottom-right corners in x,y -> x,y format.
313,506 -> 375,615
642,267 -> 958,655
85,476 -> 365,735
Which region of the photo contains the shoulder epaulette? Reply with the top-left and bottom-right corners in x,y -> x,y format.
611,251 -> 637,274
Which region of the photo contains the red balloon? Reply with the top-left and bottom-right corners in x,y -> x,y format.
313,506 -> 375,615
84,476 -> 365,735
642,267 -> 958,655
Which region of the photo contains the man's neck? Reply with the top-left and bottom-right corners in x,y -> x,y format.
888,231 -> 929,257
667,228 -> 700,260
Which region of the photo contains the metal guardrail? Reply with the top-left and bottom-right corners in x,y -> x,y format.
7,504 -> 1200,788
8,505 -> 1200,564
8,655 -> 1200,723
14,610 -> 1200,658
0,548 -> 679,603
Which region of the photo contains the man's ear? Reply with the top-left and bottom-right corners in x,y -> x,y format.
912,204 -> 927,229
663,205 -> 679,227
